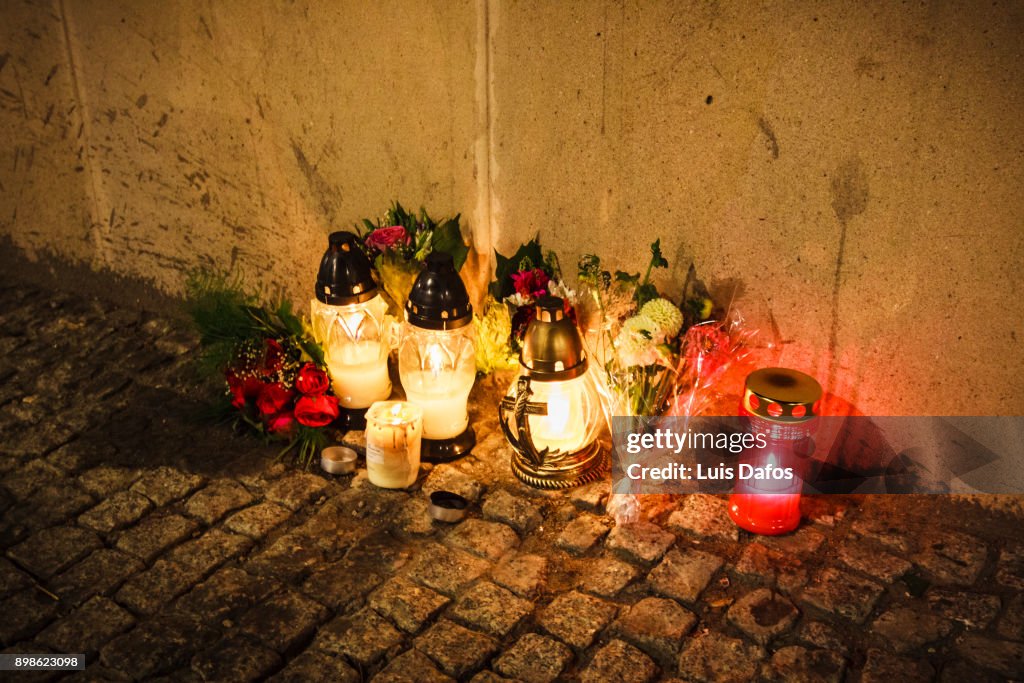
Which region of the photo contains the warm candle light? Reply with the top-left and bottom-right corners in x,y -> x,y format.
398,252 -> 477,462
728,367 -> 821,535
499,296 -> 607,489
365,401 -> 422,489
310,232 -> 393,429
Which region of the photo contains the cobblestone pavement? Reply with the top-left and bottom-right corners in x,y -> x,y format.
2,280 -> 1024,682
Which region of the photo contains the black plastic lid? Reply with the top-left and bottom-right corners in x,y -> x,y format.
315,231 -> 378,305
405,252 -> 473,330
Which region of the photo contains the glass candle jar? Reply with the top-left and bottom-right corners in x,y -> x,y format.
365,401 -> 422,489
728,367 -> 821,535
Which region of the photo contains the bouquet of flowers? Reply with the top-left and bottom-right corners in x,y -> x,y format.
474,237 -> 577,374
577,239 -> 695,418
185,273 -> 339,466
359,202 -> 469,314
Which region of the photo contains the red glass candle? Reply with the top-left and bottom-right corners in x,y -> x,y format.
728,368 -> 822,535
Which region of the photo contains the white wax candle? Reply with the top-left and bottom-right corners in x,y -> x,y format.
365,401 -> 422,489
327,342 -> 391,409
401,368 -> 474,439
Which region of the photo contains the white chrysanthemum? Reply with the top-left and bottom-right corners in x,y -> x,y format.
640,298 -> 683,339
614,316 -> 660,367
547,279 -> 578,306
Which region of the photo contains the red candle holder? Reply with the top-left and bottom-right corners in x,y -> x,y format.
728,368 -> 822,535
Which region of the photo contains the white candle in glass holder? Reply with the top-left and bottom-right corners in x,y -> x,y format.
327,341 -> 391,409
365,401 -> 422,489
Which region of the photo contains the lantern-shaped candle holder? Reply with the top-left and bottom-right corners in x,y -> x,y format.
398,252 -> 476,462
310,231 -> 393,430
499,296 -> 607,489
728,367 -> 822,535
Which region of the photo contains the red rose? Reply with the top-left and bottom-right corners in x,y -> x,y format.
260,338 -> 286,376
256,382 -> 293,416
365,225 -> 411,251
266,410 -> 296,435
295,363 -> 330,396
294,394 -> 340,427
227,370 -> 263,409
511,268 -> 550,299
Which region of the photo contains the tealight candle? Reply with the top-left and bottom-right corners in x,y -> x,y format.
365,401 -> 423,489
320,446 -> 358,475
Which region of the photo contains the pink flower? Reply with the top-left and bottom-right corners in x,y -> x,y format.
366,225 -> 411,251
266,410 -> 296,435
511,268 -> 550,299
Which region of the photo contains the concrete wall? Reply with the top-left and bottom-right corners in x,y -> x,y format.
2,0 -> 1022,416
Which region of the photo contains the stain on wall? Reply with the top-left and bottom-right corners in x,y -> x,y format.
1,0 -> 1022,416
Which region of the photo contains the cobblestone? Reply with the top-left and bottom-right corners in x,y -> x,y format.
492,632 -> 573,683
175,566 -> 276,623
760,645 -> 846,683
727,587 -> 800,644
914,530 -> 988,586
8,525 -> 101,578
538,590 -> 617,650
835,539 -> 912,584
556,513 -> 609,555
223,501 -> 293,539
676,631 -> 765,683
191,636 -> 282,681
268,648 -> 358,682
581,555 -> 640,598
166,528 -> 252,574
2,283 -> 1023,679
184,480 -> 254,524
37,596 -> 135,656
265,471 -> 328,510
648,548 -> 723,604
240,589 -> 328,653
667,493 -> 739,542
377,647 -> 455,682
482,488 -> 543,533
953,633 -> 1024,679
800,567 -> 885,624
415,619 -> 498,678
447,518 -> 519,560
116,559 -> 205,615
491,552 -> 547,598
929,589 -> 999,630
130,466 -> 205,506
78,490 -> 153,534
100,615 -> 214,679
579,638 -> 657,683
449,580 -> 533,637
606,522 -> 675,565
611,596 -> 696,665
315,608 -> 403,668
860,648 -> 935,683
49,548 -> 144,606
407,543 -> 490,597
114,513 -> 198,563
370,576 -> 450,633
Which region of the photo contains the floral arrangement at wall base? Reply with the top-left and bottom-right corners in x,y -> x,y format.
185,273 -> 340,467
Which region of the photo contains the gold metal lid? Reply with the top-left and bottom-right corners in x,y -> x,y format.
743,367 -> 822,421
520,296 -> 588,381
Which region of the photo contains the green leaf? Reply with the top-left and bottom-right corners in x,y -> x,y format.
430,215 -> 469,271
577,254 -> 603,285
636,283 -> 659,309
614,270 -> 640,286
360,218 -> 377,234
650,238 -> 669,270
491,237 -> 546,299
